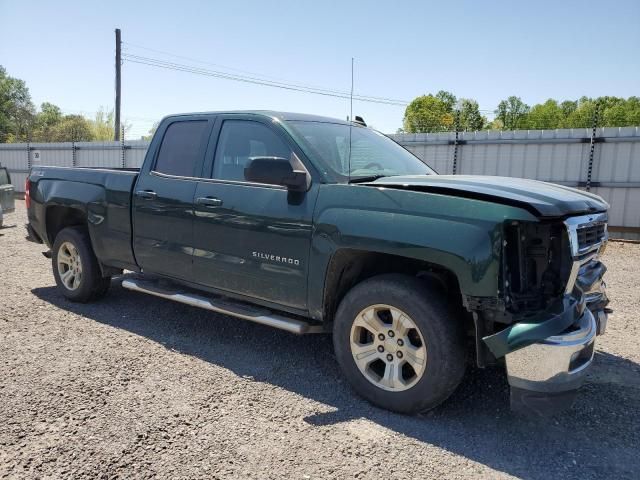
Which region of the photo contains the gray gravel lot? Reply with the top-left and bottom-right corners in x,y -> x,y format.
1,200 -> 639,479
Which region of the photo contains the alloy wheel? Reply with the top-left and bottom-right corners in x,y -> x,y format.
57,241 -> 83,291
349,304 -> 427,391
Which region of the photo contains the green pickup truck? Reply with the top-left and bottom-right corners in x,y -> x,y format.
26,111 -> 610,414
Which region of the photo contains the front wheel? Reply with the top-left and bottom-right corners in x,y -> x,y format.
333,274 -> 466,414
52,226 -> 111,302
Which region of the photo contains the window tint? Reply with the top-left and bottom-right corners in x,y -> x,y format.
0,168 -> 9,185
154,121 -> 208,177
213,120 -> 291,181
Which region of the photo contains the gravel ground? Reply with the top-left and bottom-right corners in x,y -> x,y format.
1,200 -> 639,479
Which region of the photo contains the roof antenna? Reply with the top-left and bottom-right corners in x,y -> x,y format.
348,57 -> 354,183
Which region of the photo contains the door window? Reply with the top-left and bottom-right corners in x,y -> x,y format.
154,120 -> 208,177
213,121 -> 291,181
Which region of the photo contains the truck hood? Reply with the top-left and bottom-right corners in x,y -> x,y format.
366,175 -> 608,218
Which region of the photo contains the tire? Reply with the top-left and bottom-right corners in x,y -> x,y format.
333,274 -> 466,414
52,226 -> 111,302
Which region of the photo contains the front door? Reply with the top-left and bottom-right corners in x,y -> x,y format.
133,118 -> 212,280
191,117 -> 318,310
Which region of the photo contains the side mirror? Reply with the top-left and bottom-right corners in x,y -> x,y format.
244,156 -> 310,192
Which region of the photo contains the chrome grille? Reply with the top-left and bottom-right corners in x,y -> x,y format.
564,213 -> 608,294
565,213 -> 608,258
576,223 -> 606,252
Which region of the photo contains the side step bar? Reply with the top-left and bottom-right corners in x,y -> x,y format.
121,278 -> 324,335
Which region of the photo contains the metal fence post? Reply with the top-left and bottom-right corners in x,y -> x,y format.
72,141 -> 77,167
26,138 -> 31,170
585,101 -> 601,192
452,109 -> 460,175
121,126 -> 126,168
70,127 -> 77,167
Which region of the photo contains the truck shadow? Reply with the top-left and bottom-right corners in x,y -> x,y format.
32,282 -> 640,480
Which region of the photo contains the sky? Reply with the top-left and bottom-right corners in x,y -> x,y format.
1,0 -> 639,137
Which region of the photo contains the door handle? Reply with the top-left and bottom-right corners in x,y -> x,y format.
135,190 -> 157,200
196,196 -> 223,207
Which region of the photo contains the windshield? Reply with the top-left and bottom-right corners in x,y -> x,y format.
286,121 -> 435,180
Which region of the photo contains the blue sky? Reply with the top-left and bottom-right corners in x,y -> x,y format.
1,0 -> 639,136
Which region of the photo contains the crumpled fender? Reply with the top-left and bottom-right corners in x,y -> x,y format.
575,261 -> 606,293
483,296 -> 585,358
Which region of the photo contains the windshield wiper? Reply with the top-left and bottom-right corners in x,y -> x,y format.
348,174 -> 389,184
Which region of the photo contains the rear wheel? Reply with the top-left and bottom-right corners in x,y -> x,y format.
52,227 -> 111,302
333,274 -> 466,413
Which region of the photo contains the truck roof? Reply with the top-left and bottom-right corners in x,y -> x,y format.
163,110 -> 350,125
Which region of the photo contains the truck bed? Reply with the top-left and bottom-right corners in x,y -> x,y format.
28,166 -> 140,271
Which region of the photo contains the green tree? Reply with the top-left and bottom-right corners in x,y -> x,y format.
435,90 -> 457,112
524,99 -> 563,129
623,97 -> 640,125
495,96 -> 530,130
32,102 -> 63,141
142,121 -> 160,140
601,97 -> 640,127
483,118 -> 502,130
559,100 -> 578,126
91,107 -> 115,141
565,97 -> 597,128
603,102 -> 627,126
458,98 -> 486,131
403,93 -> 455,133
0,65 -> 36,142
49,115 -> 95,142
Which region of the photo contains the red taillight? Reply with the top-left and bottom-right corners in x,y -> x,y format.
25,178 -> 31,208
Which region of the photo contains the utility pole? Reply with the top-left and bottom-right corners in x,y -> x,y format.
114,28 -> 122,141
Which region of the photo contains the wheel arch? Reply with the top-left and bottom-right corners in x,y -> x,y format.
45,205 -> 88,245
317,248 -> 464,326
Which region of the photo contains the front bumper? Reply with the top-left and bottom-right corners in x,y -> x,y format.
486,212 -> 610,414
503,259 -> 609,414
502,259 -> 609,398
505,307 -> 596,393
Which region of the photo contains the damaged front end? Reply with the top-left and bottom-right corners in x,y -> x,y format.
473,213 -> 609,415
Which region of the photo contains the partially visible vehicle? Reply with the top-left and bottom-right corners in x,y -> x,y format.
0,165 -> 15,227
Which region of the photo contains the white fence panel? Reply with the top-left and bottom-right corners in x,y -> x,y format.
0,144 -> 29,171
125,140 -> 149,168
2,127 -> 639,238
391,127 -> 640,238
30,142 -> 74,167
76,141 -> 122,168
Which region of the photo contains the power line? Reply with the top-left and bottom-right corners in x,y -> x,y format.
122,41 -> 411,105
121,42 -> 508,114
121,53 -> 410,106
122,41 -> 313,85
122,53 -> 409,106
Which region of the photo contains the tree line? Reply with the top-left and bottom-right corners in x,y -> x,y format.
0,65 -> 127,143
402,91 -> 640,133
3,65 -> 640,141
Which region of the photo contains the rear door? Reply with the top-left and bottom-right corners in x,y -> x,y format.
191,115 -> 319,310
132,117 -> 213,280
0,167 -> 15,213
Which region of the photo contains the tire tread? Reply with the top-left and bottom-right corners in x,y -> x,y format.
333,273 -> 466,413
